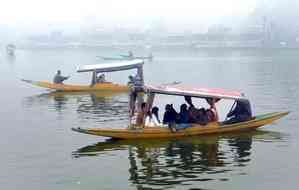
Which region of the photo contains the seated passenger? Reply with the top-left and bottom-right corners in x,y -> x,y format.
178,104 -> 189,124
225,99 -> 252,124
91,71 -> 106,85
184,96 -> 208,125
136,102 -> 147,125
152,107 -> 161,124
188,107 -> 208,125
145,107 -> 161,127
163,104 -> 178,124
206,98 -> 219,122
197,108 -> 209,125
97,73 -> 106,83
53,70 -> 69,84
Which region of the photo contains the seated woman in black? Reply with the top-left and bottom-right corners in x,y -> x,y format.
178,104 -> 189,124
163,104 -> 178,124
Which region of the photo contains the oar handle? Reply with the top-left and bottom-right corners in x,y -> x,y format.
225,100 -> 236,121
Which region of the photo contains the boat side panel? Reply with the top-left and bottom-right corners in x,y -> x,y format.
35,81 -> 128,92
73,112 -> 288,139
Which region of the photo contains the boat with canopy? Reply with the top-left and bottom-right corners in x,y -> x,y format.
72,83 -> 289,139
22,59 -> 144,92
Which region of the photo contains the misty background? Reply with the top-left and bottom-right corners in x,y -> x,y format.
1,0 -> 299,48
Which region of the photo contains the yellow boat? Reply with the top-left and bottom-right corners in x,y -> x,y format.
72,130 -> 285,157
22,59 -> 144,92
21,79 -> 128,92
72,84 -> 289,139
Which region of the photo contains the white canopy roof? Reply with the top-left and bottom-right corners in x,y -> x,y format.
146,84 -> 248,100
77,59 -> 144,73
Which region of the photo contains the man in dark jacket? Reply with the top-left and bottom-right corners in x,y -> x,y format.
225,99 -> 252,124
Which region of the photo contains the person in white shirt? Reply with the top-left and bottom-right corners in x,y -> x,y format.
145,107 -> 162,127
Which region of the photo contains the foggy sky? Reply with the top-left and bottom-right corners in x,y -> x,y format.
0,0 -> 256,32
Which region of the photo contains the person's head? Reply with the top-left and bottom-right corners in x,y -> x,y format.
165,104 -> 171,111
57,70 -> 61,74
206,98 -> 213,105
152,106 -> 159,115
199,108 -> 206,115
180,104 -> 187,112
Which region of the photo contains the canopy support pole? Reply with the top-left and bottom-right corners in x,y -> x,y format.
135,64 -> 144,113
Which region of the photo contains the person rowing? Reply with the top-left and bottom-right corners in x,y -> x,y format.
53,70 -> 70,84
224,99 -> 252,124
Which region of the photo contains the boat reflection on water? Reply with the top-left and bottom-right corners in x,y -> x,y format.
73,130 -> 287,188
23,91 -> 129,123
76,92 -> 129,123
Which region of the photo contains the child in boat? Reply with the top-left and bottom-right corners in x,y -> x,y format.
145,107 -> 162,127
53,70 -> 69,84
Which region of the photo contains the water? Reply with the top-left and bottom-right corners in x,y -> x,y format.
0,47 -> 298,189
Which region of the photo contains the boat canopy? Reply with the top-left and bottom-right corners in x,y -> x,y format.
146,84 -> 248,100
77,59 -> 144,73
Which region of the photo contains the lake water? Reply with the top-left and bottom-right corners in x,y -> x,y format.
0,47 -> 298,190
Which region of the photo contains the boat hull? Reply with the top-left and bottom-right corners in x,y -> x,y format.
72,112 -> 289,139
22,79 -> 129,92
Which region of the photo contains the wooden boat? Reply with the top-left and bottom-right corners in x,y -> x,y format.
97,56 -> 132,61
120,54 -> 153,61
36,90 -> 126,98
72,84 -> 289,139
72,130 -> 285,157
21,79 -> 129,92
98,53 -> 153,61
22,59 -> 144,92
25,89 -> 127,100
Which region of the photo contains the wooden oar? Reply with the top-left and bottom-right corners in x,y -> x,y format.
225,100 -> 236,121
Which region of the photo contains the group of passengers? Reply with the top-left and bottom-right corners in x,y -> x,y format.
136,95 -> 252,130
137,96 -> 219,129
162,96 -> 219,126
